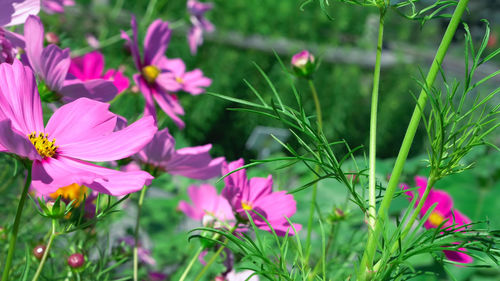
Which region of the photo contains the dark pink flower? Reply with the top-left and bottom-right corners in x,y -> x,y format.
187,0 -> 214,54
24,15 -> 118,102
0,59 -> 157,196
222,159 -> 301,236
401,176 -> 473,264
41,0 -> 74,14
131,128 -> 223,180
122,16 -> 211,128
178,184 -> 235,227
68,51 -> 130,94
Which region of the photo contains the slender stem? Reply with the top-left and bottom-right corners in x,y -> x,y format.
357,0 -> 470,279
367,10 -> 385,232
193,243 -> 226,281
373,175 -> 437,272
2,166 -> 32,281
178,246 -> 204,281
305,79 -> 323,263
32,220 -> 57,281
133,186 -> 148,281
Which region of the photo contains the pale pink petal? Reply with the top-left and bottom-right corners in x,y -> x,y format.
1,0 -> 40,27
156,72 -> 182,93
143,19 -> 171,66
59,115 -> 156,162
60,79 -> 118,103
163,58 -> 185,77
165,145 -> 223,180
0,119 -> 40,160
45,98 -> 117,145
40,45 -> 71,92
152,90 -> 185,129
182,69 -> 211,95
24,15 -> 44,76
137,128 -> 175,165
0,59 -> 44,134
178,200 -> 204,220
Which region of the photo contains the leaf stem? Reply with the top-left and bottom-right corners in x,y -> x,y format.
1,165 -> 32,281
357,0 -> 470,279
133,186 -> 148,281
32,219 -> 57,281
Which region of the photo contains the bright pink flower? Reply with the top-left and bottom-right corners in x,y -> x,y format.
0,0 -> 39,27
41,0 -> 74,14
187,0 -> 214,54
121,16 -> 211,128
291,50 -> 314,68
178,184 -> 235,227
401,176 -> 473,264
0,60 -> 157,196
68,51 -> 130,94
24,15 -> 118,102
222,159 -> 301,236
130,128 -> 224,180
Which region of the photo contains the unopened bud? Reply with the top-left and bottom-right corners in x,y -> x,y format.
45,199 -> 67,218
33,244 -> 46,260
291,50 -> 316,78
45,32 -> 59,44
67,253 -> 85,268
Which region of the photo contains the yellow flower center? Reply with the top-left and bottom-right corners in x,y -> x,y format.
28,132 -> 57,158
428,212 -> 445,227
50,183 -> 88,207
241,201 -> 253,211
142,65 -> 160,83
175,76 -> 184,84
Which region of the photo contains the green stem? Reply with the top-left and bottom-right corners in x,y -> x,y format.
357,0 -> 470,279
367,10 -> 385,232
178,246 -> 204,281
193,243 -> 226,281
305,79 -> 323,263
1,166 -> 32,281
133,186 -> 148,281
373,175 -> 437,272
32,220 -> 57,281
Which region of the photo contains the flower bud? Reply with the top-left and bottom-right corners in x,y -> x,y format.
45,199 -> 67,218
45,32 -> 59,45
328,207 -> 348,223
33,244 -> 46,260
67,253 -> 85,269
291,50 -> 316,78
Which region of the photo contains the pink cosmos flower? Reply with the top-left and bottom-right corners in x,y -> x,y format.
178,184 -> 235,227
128,128 -> 224,180
187,0 -> 214,54
41,0 -> 74,14
291,50 -> 315,78
24,15 -> 118,102
0,59 -> 157,196
401,176 -> 473,264
68,51 -> 130,94
121,16 -> 211,128
222,159 -> 301,236
0,0 -> 39,27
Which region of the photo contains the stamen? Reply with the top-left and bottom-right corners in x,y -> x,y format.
175,76 -> 184,84
241,201 -> 253,211
428,212 -> 445,227
28,132 -> 57,158
142,65 -> 160,83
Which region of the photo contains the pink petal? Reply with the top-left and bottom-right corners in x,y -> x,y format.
182,69 -> 211,95
143,19 -> 171,66
40,44 -> 71,92
68,51 -> 104,80
134,74 -> 157,120
60,115 -> 156,162
137,128 -> 175,166
103,69 -> 130,93
121,15 -> 142,70
443,248 -> 473,264
60,79 -> 118,103
178,201 -> 204,220
163,58 -> 186,77
0,119 -> 40,160
45,98 -> 117,145
245,176 -> 273,203
221,159 -> 248,200
24,15 -> 44,76
152,90 -> 185,129
0,59 -> 44,134
166,147 -> 224,180
156,72 -> 183,93
1,0 -> 40,27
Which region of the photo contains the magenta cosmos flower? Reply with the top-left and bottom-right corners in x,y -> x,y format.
41,0 -> 74,14
0,59 -> 157,196
24,15 -> 118,102
187,0 -> 214,54
128,128 -> 224,180
121,16 -> 211,128
222,159 -> 301,236
401,176 -> 473,264
68,51 -> 130,93
178,184 -> 235,227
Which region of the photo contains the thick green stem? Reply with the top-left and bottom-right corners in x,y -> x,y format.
357,0 -> 470,279
2,166 -> 32,281
367,10 -> 385,232
305,80 -> 323,263
133,186 -> 148,281
32,220 -> 57,281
